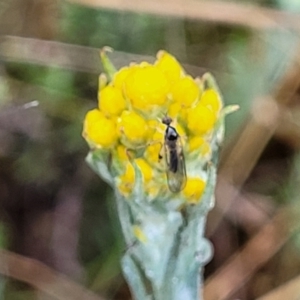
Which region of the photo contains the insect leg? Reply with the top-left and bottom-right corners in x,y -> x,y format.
157,142 -> 164,161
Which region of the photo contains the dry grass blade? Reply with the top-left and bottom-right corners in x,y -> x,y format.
257,274 -> 300,300
0,249 -> 106,300
203,204 -> 300,300
205,44 -> 300,300
275,107 -> 300,149
211,61 -> 300,232
220,49 -> 300,186
0,36 -> 101,73
67,0 -> 300,30
0,36 -> 206,76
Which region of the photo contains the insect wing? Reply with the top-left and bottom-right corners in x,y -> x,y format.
164,138 -> 187,193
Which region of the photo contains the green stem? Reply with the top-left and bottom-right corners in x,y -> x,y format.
115,164 -> 216,300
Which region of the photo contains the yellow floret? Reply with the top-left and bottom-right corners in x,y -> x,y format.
83,109 -> 118,148
155,50 -> 184,83
144,143 -> 163,170
174,122 -> 185,138
146,126 -> 164,162
113,67 -> 132,90
145,184 -> 160,198
124,163 -> 135,182
124,64 -> 170,110
147,119 -> 161,138
99,85 -> 127,116
187,104 -> 217,135
139,61 -> 152,67
136,158 -> 153,182
116,144 -> 128,161
171,76 -> 200,107
199,89 -> 222,113
84,109 -> 105,128
178,107 -> 189,124
118,159 -> 154,196
133,225 -> 147,243
167,104 -> 189,124
168,102 -> 181,119
118,162 -> 135,196
118,110 -> 149,144
183,177 -> 206,204
188,136 -> 211,157
148,120 -> 165,139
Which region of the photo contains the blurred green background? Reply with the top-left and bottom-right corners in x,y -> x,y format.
1,0 -> 300,299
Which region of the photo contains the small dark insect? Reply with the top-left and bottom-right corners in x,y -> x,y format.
161,116 -> 187,193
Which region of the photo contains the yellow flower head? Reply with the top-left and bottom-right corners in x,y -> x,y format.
83,49 -> 231,206
83,51 -> 237,295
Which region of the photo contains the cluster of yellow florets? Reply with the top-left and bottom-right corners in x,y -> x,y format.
83,50 -> 223,204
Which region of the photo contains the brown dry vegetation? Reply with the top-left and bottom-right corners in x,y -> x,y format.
1,0 -> 300,299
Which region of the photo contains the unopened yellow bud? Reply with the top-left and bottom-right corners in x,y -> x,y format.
144,143 -> 163,170
199,89 -> 222,113
113,67 -> 132,90
171,76 -> 200,107
118,110 -> 149,144
187,104 -> 217,135
124,65 -> 170,110
118,162 -> 135,196
168,102 -> 181,119
155,50 -> 184,83
118,158 -> 154,196
136,158 -> 153,182
99,85 -> 126,116
83,109 -> 118,148
84,109 -> 104,128
116,145 -> 128,161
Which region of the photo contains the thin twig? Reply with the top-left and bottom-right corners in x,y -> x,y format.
275,107 -> 300,149
66,0 -> 300,31
0,249 -> 105,300
0,36 -> 206,76
211,60 -> 300,233
218,45 -> 300,195
203,204 -> 300,300
205,44 -> 300,299
257,274 -> 300,300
